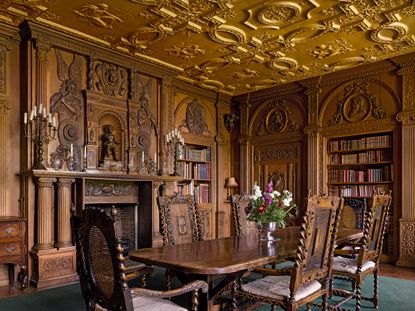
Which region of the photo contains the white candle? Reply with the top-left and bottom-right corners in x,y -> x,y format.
70,144 -> 73,157
154,153 -> 157,165
34,106 -> 37,117
30,110 -> 34,121
39,104 -> 43,114
84,146 -> 87,158
141,151 -> 144,163
175,128 -> 178,136
43,108 -> 47,118
52,116 -> 56,127
24,112 -> 27,124
49,113 -> 52,123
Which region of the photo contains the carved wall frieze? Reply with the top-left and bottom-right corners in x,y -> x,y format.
322,118 -> 395,137
256,148 -> 297,162
42,256 -> 73,273
85,181 -> 137,197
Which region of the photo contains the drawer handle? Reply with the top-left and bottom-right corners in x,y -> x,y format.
6,227 -> 15,235
6,247 -> 16,253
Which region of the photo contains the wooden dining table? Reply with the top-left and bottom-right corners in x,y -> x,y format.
129,227 -> 362,311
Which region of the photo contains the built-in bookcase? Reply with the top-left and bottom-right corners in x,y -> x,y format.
177,144 -> 212,204
327,133 -> 393,198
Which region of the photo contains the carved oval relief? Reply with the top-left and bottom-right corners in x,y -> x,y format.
370,22 -> 408,44
186,99 -> 205,134
209,25 -> 246,45
266,107 -> 288,133
343,94 -> 371,123
129,26 -> 164,46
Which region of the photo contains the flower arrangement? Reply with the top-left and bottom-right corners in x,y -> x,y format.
245,182 -> 296,228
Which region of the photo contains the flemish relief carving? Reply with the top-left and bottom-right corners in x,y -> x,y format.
329,82 -> 385,125
74,3 -> 122,29
164,42 -> 205,60
95,62 -> 128,97
256,99 -> 297,135
85,181 -> 137,197
0,98 -> 11,114
183,98 -> 209,135
233,69 -> 259,79
50,50 -> 84,171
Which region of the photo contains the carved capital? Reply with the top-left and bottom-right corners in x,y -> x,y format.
303,125 -> 322,136
36,177 -> 56,189
396,111 -> 415,125
397,65 -> 415,76
57,178 -> 75,189
0,98 -> 11,114
35,43 -> 51,62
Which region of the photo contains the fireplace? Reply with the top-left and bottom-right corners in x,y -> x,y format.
76,178 -> 153,249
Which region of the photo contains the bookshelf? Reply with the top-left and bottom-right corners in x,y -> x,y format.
327,133 -> 393,198
177,143 -> 212,205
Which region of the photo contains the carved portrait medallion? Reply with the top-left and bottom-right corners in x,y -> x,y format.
343,94 -> 371,123
266,107 -> 287,133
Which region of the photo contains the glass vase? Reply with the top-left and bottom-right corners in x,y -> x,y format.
259,222 -> 279,241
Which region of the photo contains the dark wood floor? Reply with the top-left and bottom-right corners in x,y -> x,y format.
0,263 -> 414,300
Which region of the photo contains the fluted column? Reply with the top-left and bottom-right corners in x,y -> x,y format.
55,178 -> 74,248
36,177 -> 56,250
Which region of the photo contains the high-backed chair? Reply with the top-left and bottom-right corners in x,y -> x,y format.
70,206 -> 208,311
331,192 -> 392,311
231,195 -> 343,311
158,193 -> 202,246
230,193 -> 258,237
339,198 -> 367,230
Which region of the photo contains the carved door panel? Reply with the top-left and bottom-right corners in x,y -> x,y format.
253,143 -> 301,205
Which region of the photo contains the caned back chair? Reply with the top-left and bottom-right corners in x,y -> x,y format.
70,206 -> 208,311
331,192 -> 392,311
232,195 -> 343,311
158,193 -> 202,246
230,193 -> 258,237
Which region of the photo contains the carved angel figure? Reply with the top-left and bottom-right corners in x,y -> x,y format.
50,50 -> 83,121
74,3 -> 122,29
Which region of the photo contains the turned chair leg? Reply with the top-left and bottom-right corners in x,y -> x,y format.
231,280 -> 238,311
355,282 -> 362,311
191,289 -> 199,311
322,294 -> 328,311
306,302 -> 311,311
373,270 -> 379,309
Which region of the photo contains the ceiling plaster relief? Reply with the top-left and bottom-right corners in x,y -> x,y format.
1,1 -> 415,95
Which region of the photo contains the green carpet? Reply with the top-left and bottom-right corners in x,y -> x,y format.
0,268 -> 414,310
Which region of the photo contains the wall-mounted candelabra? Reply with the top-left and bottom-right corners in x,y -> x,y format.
166,129 -> 184,176
24,104 -> 57,170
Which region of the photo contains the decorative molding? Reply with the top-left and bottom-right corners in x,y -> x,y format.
42,256 -> 73,273
303,124 -> 322,137
257,148 -> 297,162
0,97 -> 11,114
85,181 -> 137,197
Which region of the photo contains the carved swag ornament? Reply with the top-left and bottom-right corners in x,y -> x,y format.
329,82 -> 386,125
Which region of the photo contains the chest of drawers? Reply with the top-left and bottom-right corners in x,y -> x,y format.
0,217 -> 26,285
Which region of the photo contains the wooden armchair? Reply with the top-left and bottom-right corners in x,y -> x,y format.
230,193 -> 258,237
70,206 -> 208,311
331,192 -> 392,311
158,193 -> 202,246
231,195 -> 343,311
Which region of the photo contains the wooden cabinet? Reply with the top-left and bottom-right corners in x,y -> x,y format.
0,217 -> 26,285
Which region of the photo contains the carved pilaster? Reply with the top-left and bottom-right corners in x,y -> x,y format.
34,41 -> 50,106
304,125 -> 322,194
397,123 -> 415,267
396,111 -> 415,126
0,97 -> 11,216
397,66 -> 415,111
35,177 -> 56,250
87,53 -> 96,91
55,178 -> 74,248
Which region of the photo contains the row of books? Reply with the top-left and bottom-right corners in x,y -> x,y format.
328,135 -> 392,151
178,146 -> 211,161
329,184 -> 390,197
194,183 -> 210,204
329,150 -> 392,164
328,166 -> 392,183
177,162 -> 211,180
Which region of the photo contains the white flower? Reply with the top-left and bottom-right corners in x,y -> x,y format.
283,198 -> 292,207
253,184 -> 262,198
272,190 -> 280,198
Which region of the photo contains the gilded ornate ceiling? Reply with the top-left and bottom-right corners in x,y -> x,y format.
1,0 -> 415,95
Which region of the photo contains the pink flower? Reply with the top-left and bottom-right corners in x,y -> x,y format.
258,205 -> 266,214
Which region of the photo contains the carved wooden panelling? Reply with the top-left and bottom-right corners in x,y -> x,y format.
94,61 -> 128,99
85,181 -> 138,197
257,148 -> 297,162
400,221 -> 415,258
255,99 -> 297,136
